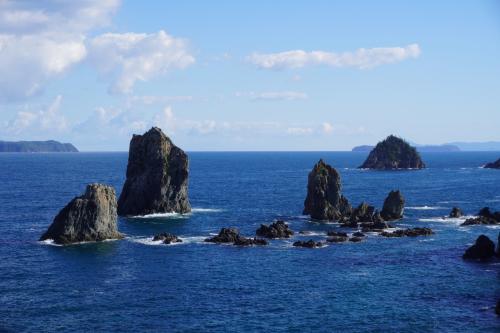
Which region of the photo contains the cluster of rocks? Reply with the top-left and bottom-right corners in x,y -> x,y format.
462,233 -> 500,260
484,158 -> 500,169
379,228 -> 434,238
359,135 -> 425,170
303,159 -> 405,231
461,207 -> 500,226
326,231 -> 365,243
152,233 -> 182,244
293,240 -> 324,248
256,220 -> 294,238
204,228 -> 268,246
40,127 -> 192,245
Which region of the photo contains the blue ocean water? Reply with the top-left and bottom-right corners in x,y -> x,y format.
0,151 -> 499,332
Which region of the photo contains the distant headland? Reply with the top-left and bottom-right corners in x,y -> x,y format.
0,140 -> 78,152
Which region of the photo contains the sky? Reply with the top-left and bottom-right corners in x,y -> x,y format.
0,0 -> 499,151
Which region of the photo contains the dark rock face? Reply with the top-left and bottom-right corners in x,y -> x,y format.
461,207 -> 500,226
379,228 -> 434,238
496,300 -> 500,316
117,127 -> 191,216
153,233 -> 182,244
205,228 -> 267,246
484,158 -> 500,169
462,235 -> 496,260
349,237 -> 363,242
256,220 -> 294,238
381,190 -> 405,221
303,159 -> 351,220
293,240 -> 323,248
327,236 -> 348,243
40,184 -> 123,245
449,207 -> 463,218
327,231 -> 348,237
359,135 -> 425,170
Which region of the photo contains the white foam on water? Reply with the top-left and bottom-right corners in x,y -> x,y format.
486,225 -> 500,230
406,206 -> 446,210
130,235 -> 208,246
39,239 -> 62,247
297,231 -> 325,236
419,215 -> 476,225
437,200 -> 466,204
191,208 -> 223,213
130,212 -> 185,219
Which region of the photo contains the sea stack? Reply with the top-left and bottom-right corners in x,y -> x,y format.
303,159 -> 351,220
118,127 -> 191,216
40,184 -> 123,245
380,190 -> 405,220
359,135 -> 425,170
484,158 -> 500,169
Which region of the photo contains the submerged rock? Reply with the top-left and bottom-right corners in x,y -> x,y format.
326,236 -> 348,243
234,237 -> 268,246
303,159 -> 351,220
449,207 -> 463,218
349,236 -> 363,242
40,184 -> 123,245
381,190 -> 405,221
484,158 -> 500,169
462,235 -> 496,260
117,127 -> 191,216
256,220 -> 294,238
153,233 -> 182,244
379,227 -> 434,238
359,135 -> 425,170
293,240 -> 323,248
327,231 -> 348,237
205,228 -> 267,246
496,300 -> 500,316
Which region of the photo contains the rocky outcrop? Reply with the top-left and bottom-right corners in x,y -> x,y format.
327,236 -> 348,243
484,158 -> 500,169
379,227 -> 434,238
461,207 -> 500,226
496,300 -> 500,316
462,235 -> 496,260
293,240 -> 323,248
117,127 -> 191,216
40,184 -> 123,245
449,207 -> 463,218
303,159 -> 352,220
205,228 -> 268,246
359,135 -> 425,170
153,233 -> 182,244
256,220 -> 294,238
381,190 -> 405,220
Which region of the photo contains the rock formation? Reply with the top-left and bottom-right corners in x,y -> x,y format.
256,220 -> 294,238
380,190 -> 405,220
303,159 -> 352,220
40,184 -> 123,245
484,158 -> 500,169
153,233 -> 182,244
293,240 -> 323,248
379,228 -> 434,238
496,300 -> 500,316
449,207 -> 463,218
205,228 -> 268,246
462,234 -> 496,260
117,127 -> 191,216
359,135 -> 425,170
461,207 -> 500,226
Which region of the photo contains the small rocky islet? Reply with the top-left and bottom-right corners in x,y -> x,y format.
484,157 -> 500,169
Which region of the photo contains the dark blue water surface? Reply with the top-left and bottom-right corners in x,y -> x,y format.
0,152 -> 499,332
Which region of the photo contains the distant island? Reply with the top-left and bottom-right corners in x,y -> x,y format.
353,144 -> 460,153
0,140 -> 78,152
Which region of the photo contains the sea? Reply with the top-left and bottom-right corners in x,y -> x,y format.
0,151 -> 499,332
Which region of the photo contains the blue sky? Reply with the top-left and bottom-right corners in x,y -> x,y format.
0,0 -> 499,151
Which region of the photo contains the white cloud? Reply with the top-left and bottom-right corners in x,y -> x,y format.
236,91 -> 308,101
247,44 -> 421,70
286,127 -> 313,135
322,122 -> 334,134
88,30 -> 195,94
128,95 -> 194,105
2,95 -> 68,136
0,0 -> 119,101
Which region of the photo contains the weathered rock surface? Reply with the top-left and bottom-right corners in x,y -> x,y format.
205,228 -> 267,246
379,227 -> 434,238
256,220 -> 294,238
303,159 -> 351,220
349,236 -> 363,242
449,207 -> 463,218
381,190 -> 405,221
484,158 -> 500,169
153,233 -> 182,244
359,135 -> 425,170
40,184 -> 123,245
461,207 -> 500,226
118,127 -> 191,216
462,234 -> 496,260
327,236 -> 348,243
293,240 -> 323,248
496,300 -> 500,316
